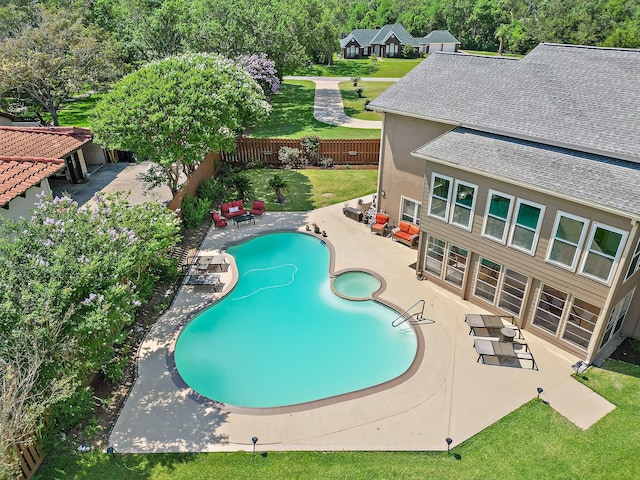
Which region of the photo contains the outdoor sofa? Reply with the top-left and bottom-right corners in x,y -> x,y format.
392,221 -> 420,247
220,200 -> 247,218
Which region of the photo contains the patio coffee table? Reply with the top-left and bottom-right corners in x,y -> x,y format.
233,213 -> 255,228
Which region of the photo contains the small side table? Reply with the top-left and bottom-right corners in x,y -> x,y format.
500,327 -> 517,342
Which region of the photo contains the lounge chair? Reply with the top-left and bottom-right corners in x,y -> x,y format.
250,200 -> 265,217
473,338 -> 537,370
212,211 -> 228,228
371,213 -> 390,236
465,314 -> 522,339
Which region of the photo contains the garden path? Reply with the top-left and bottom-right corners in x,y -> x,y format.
284,76 -> 399,129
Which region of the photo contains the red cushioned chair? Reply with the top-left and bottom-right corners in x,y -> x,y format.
371,213 -> 390,236
212,211 -> 228,228
250,200 -> 265,217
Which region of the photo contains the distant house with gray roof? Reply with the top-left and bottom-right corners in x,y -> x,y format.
368,43 -> 640,365
415,30 -> 460,54
340,24 -> 415,58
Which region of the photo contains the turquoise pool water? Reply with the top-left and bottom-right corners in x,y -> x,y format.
174,232 -> 417,408
332,271 -> 381,300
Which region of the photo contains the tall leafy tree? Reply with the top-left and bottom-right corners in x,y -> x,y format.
0,6 -> 121,125
92,53 -> 270,196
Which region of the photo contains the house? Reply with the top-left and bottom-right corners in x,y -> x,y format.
415,30 -> 460,54
0,126 -> 105,220
369,44 -> 640,364
0,111 -> 41,127
340,24 -> 419,59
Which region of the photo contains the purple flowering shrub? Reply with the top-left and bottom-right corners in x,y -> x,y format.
0,192 -> 181,427
234,53 -> 281,97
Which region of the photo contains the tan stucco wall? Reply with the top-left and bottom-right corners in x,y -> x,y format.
377,113 -> 453,226
1,179 -> 52,221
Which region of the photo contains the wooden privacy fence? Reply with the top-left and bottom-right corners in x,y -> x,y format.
17,439 -> 44,479
222,138 -> 380,167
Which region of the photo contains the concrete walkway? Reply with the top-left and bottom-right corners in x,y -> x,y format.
284,76 -> 399,129
110,198 -> 615,453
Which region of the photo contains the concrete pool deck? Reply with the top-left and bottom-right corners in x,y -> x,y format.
110,199 -> 615,453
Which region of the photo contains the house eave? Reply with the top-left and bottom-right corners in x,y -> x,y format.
411,150 -> 640,223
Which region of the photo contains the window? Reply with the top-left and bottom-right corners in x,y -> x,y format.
474,258 -> 502,303
449,180 -> 477,230
387,42 -> 398,56
508,199 -> 545,254
400,197 -> 421,225
625,239 -> 640,280
425,236 -> 446,276
498,269 -> 528,317
546,212 -> 589,270
533,285 -> 567,334
445,245 -> 468,287
600,289 -> 635,349
482,191 -> 514,243
347,45 -> 357,58
428,174 -> 452,221
562,299 -> 600,349
580,223 -> 628,284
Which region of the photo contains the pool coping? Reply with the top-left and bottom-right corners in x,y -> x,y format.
165,230 -> 425,416
110,204 -> 613,453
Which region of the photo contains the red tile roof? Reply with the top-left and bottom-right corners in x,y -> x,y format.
0,126 -> 93,206
0,158 -> 64,206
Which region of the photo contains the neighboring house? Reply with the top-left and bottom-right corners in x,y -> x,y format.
0,111 -> 42,127
369,44 -> 640,364
415,30 -> 460,54
0,126 -> 105,220
340,24 -> 418,58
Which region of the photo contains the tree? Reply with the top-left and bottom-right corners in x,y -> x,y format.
0,192 -> 181,474
92,53 -> 270,196
234,54 -> 281,98
268,174 -> 289,204
230,173 -> 255,201
0,7 -> 121,125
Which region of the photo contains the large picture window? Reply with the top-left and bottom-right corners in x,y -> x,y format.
482,191 -> 514,243
625,239 -> 640,281
428,173 -> 452,221
580,223 -> 628,284
508,199 -> 545,254
498,269 -> 528,317
450,180 -> 477,230
474,258 -> 502,303
445,245 -> 468,287
546,212 -> 589,270
600,289 -> 635,349
401,197 -> 421,225
425,235 -> 446,276
533,285 -> 567,334
562,298 -> 600,349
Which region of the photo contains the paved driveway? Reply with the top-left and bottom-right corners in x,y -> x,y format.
50,161 -> 173,207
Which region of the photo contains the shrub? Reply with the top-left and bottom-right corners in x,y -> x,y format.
355,87 -> 364,98
369,54 -> 378,66
197,177 -> 225,206
351,76 -> 361,86
181,195 -> 211,228
364,99 -> 372,111
300,136 -> 320,165
278,146 -> 303,168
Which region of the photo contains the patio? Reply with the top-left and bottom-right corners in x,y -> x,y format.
109,198 -> 614,453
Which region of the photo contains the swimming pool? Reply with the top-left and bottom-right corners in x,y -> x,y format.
174,232 -> 417,408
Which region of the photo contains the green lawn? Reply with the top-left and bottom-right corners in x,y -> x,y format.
249,80 -> 380,139
338,81 -> 394,121
293,57 -> 423,78
244,168 -> 378,211
38,360 -> 640,479
49,93 -> 103,127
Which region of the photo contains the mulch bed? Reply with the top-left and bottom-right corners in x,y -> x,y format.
609,337 -> 640,367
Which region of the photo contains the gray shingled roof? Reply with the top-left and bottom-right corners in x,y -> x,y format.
340,29 -> 379,49
416,30 -> 460,45
341,24 -> 419,49
371,24 -> 418,47
413,128 -> 640,218
370,44 -> 640,163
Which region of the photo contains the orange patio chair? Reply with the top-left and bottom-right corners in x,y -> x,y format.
371,213 -> 390,236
